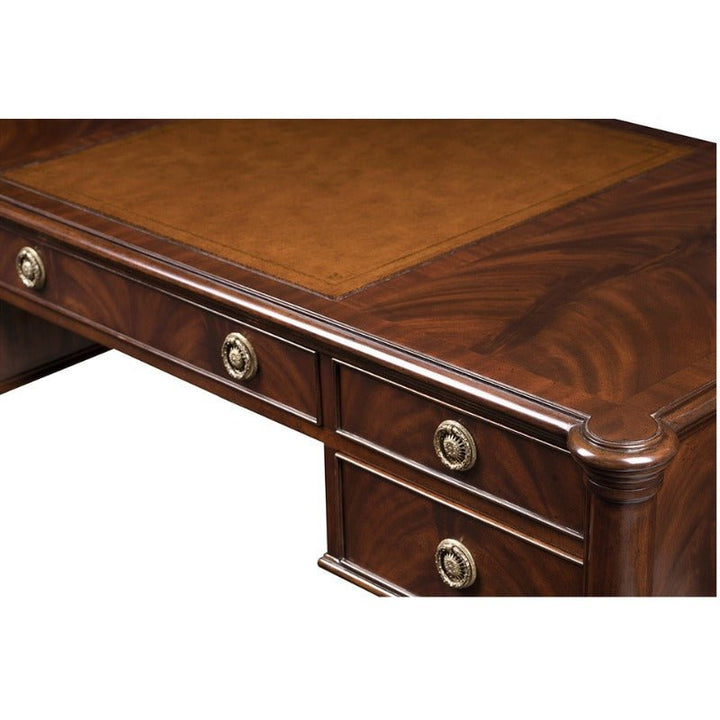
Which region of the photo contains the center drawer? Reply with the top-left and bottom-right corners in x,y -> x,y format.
0,227 -> 319,423
335,361 -> 585,532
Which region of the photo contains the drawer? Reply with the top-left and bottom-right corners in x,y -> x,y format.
336,361 -> 584,532
0,229 -> 319,422
330,455 -> 583,596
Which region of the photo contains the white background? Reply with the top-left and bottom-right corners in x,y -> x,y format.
1,2 -> 717,717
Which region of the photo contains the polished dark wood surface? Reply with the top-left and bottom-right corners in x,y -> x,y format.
0,119 -> 714,596
654,418 -> 716,595
330,454 -> 583,596
0,120 -> 161,179
336,361 -> 585,532
0,223 -> 320,423
0,299 -> 103,394
349,144 -> 715,413
324,429 -> 584,562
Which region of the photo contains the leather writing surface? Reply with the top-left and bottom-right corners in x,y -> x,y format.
3,120 -> 688,296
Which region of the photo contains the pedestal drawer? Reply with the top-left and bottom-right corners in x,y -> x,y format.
336,361 -> 584,532
329,454 -> 583,596
0,226 -> 319,422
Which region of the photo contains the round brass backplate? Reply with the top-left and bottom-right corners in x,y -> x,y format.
16,246 -> 46,290
221,332 -> 258,381
435,538 -> 477,590
433,419 -> 477,472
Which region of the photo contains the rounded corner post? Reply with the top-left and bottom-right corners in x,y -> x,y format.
568,412 -> 679,596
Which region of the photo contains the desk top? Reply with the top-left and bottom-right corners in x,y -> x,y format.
0,120 -> 689,297
0,119 -> 715,440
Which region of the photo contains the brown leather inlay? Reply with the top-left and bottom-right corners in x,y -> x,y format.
3,120 -> 689,297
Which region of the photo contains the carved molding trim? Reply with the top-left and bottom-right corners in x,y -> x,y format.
568,413 -> 679,504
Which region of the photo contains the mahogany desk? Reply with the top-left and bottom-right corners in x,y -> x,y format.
0,120 -> 715,596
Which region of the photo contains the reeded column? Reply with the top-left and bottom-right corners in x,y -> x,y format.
568,411 -> 678,596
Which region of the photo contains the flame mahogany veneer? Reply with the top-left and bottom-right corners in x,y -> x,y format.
0,119 -> 715,596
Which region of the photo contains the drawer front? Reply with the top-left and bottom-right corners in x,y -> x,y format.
335,455 -> 583,596
0,230 -> 319,422
336,362 -> 584,532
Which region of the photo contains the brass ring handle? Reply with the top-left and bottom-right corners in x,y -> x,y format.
16,246 -> 46,290
435,538 -> 477,590
433,420 -> 476,471
221,332 -> 258,381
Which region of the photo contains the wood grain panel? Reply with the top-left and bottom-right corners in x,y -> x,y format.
335,455 -> 583,596
345,146 -> 716,408
336,362 -> 585,532
323,439 -> 584,559
0,120 -> 159,171
0,228 -> 319,422
654,419 -> 716,595
0,299 -> 104,393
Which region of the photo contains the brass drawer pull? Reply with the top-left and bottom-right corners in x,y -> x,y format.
435,538 -> 477,590
16,246 -> 46,290
221,332 -> 258,381
433,419 -> 476,471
